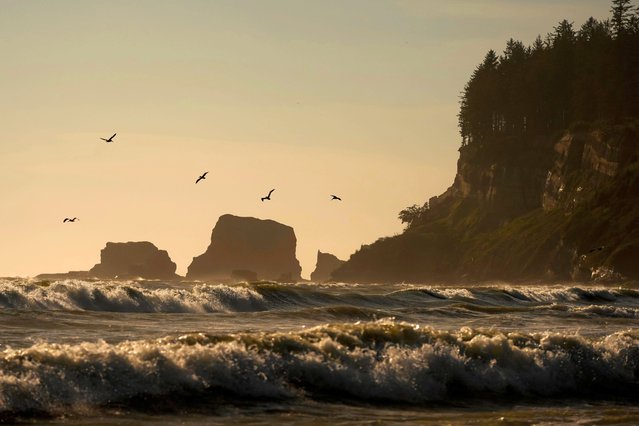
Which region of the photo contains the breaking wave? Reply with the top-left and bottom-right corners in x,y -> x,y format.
1,279 -> 639,315
0,280 -> 268,313
1,321 -> 638,418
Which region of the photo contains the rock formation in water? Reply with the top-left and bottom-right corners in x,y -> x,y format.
310,251 -> 345,282
36,271 -> 91,280
89,241 -> 180,280
186,214 -> 302,282
38,241 -> 180,280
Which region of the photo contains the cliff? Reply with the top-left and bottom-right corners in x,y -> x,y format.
310,251 -> 345,282
186,214 -> 302,282
333,120 -> 639,283
89,241 -> 180,280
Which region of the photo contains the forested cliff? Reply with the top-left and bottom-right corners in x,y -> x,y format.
333,1 -> 639,283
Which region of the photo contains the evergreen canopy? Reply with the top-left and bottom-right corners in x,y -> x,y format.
458,0 -> 639,147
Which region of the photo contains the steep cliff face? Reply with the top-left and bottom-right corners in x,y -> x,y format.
333,121 -> 639,283
447,137 -> 554,218
310,251 -> 345,282
186,214 -> 302,282
542,127 -> 629,211
89,241 -> 180,280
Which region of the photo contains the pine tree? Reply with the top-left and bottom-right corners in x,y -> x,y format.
610,0 -> 635,37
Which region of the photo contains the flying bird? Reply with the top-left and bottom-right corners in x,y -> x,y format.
331,195 -> 342,201
63,217 -> 79,223
588,246 -> 605,253
100,133 -> 116,143
261,189 -> 275,201
196,172 -> 208,184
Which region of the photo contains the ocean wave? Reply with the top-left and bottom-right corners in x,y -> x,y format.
2,279 -> 639,315
0,280 -> 267,313
1,321 -> 638,418
389,285 -> 639,305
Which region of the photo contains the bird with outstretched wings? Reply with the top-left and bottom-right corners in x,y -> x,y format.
196,171 -> 208,184
100,133 -> 116,143
261,189 -> 275,201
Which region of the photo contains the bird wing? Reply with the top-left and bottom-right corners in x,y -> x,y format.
63,218 -> 69,222
100,138 -> 107,141
268,189 -> 275,196
203,172 -> 208,177
111,133 -> 117,139
196,177 -> 202,183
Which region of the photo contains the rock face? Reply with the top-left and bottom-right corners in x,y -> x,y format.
89,242 -> 180,280
186,214 -> 302,282
333,121 -> 639,283
310,251 -> 345,282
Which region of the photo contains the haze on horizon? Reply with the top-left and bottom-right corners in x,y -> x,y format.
0,0 -> 610,278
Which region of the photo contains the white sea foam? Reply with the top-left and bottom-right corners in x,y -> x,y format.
1,279 -> 639,315
1,321 -> 638,417
0,280 -> 266,313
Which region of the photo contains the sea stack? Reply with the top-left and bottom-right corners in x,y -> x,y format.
89,241 -> 180,280
186,214 -> 302,282
310,251 -> 345,282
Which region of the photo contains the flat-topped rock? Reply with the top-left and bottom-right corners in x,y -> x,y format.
186,214 -> 302,282
89,241 -> 180,280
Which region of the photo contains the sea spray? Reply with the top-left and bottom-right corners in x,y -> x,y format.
1,321 -> 638,417
2,279 -> 639,314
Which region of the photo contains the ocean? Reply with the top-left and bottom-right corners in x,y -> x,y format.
1,278 -> 638,424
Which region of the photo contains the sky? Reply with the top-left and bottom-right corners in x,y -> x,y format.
0,0 -> 611,278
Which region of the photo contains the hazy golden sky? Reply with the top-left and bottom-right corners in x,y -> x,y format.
0,0 -> 610,278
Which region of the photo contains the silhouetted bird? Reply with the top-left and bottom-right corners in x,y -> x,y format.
63,217 -> 79,223
588,246 -> 605,253
100,133 -> 116,143
196,172 -> 208,184
261,189 -> 275,201
331,195 -> 342,201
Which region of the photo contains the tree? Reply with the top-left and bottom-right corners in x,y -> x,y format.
531,35 -> 545,54
610,0 -> 635,37
578,17 -> 609,42
399,204 -> 428,228
553,19 -> 576,46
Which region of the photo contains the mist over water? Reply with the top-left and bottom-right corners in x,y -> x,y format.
1,278 -> 639,424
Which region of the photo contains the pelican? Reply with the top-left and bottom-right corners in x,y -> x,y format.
261,189 -> 275,201
100,133 -> 116,143
196,172 -> 208,184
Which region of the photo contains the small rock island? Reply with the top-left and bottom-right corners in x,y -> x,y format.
37,241 -> 180,280
89,241 -> 180,280
186,214 -> 303,282
310,251 -> 345,282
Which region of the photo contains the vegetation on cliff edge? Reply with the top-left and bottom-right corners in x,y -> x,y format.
332,1 -> 639,283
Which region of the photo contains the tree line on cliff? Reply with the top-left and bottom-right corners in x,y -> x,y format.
399,0 -> 639,230
333,1 -> 639,283
457,0 -> 639,148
